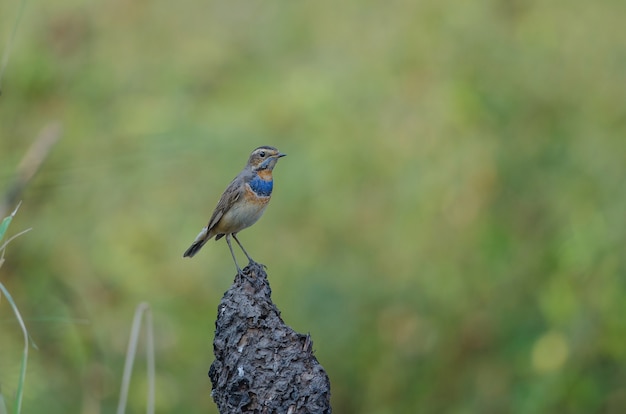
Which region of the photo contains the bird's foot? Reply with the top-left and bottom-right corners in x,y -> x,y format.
248,259 -> 267,270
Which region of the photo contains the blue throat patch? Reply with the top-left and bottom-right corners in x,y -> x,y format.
249,175 -> 273,197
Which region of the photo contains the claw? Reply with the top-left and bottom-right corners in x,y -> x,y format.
248,259 -> 267,270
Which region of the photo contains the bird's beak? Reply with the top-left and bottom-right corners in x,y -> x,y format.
277,152 -> 287,158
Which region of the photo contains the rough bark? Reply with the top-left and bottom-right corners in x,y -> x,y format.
209,262 -> 332,414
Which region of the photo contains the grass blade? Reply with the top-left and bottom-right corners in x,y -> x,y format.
0,282 -> 29,414
0,202 -> 22,242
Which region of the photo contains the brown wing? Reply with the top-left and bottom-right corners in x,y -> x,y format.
206,174 -> 243,233
183,173 -> 247,258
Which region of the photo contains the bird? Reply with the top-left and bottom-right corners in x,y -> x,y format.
183,146 -> 286,273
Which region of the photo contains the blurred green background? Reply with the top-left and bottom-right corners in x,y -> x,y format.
1,0 -> 625,412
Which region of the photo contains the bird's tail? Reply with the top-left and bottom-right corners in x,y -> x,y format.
183,227 -> 210,258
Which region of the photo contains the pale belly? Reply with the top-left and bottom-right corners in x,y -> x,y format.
215,198 -> 269,234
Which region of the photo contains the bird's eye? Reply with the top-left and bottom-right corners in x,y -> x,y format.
259,151 -> 266,157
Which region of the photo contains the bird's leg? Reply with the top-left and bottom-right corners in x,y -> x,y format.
232,233 -> 266,268
225,234 -> 243,274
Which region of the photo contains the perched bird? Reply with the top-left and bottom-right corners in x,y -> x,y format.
183,146 -> 286,273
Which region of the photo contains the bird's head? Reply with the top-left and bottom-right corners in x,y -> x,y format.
247,146 -> 286,171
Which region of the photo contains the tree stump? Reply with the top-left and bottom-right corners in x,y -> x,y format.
209,262 -> 331,414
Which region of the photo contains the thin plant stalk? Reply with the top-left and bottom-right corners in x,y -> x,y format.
116,302 -> 155,414
0,0 -> 28,92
